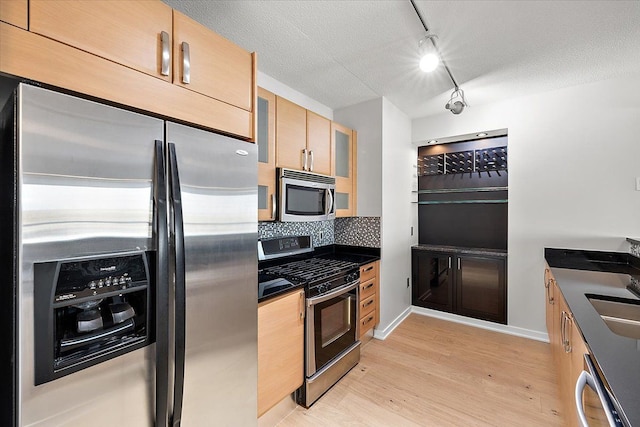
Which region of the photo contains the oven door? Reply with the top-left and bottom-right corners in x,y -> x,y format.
280,177 -> 335,222
306,282 -> 358,376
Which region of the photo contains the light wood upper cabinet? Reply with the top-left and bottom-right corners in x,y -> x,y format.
276,96 -> 307,171
258,289 -> 304,417
306,111 -> 331,175
30,0 -> 173,82
0,0 -> 27,29
332,123 -> 357,217
172,10 -> 253,112
257,88 -> 276,221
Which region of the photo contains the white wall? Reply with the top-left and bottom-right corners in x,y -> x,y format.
335,97 -> 416,334
412,73 -> 640,333
257,71 -> 333,119
380,98 -> 415,331
334,98 -> 383,217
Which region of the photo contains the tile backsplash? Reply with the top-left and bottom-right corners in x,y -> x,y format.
630,240 -> 640,294
258,216 -> 381,248
630,241 -> 640,258
258,220 -> 334,247
335,217 -> 381,248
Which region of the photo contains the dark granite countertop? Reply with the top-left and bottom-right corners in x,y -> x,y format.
545,248 -> 640,427
316,245 -> 380,266
412,244 -> 507,258
627,237 -> 640,246
257,282 -> 305,304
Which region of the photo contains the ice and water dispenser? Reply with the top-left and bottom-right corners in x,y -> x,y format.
34,251 -> 153,384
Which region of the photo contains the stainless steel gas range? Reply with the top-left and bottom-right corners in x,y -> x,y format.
258,236 -> 361,407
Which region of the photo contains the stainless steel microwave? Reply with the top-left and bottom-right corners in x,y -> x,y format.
278,168 -> 335,222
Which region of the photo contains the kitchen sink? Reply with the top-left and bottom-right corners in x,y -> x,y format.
588,294 -> 640,340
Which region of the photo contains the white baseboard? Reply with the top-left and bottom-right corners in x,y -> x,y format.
411,306 -> 550,343
372,306 -> 412,340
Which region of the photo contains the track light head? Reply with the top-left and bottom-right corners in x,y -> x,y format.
445,88 -> 467,115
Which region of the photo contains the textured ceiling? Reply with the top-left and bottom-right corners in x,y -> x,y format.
164,0 -> 640,119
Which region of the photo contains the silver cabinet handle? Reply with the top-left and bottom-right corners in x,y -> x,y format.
302,148 -> 308,170
448,257 -> 451,269
271,194 -> 276,220
457,258 -> 461,270
546,279 -> 555,305
363,265 -> 374,272
309,150 -> 314,171
181,42 -> 191,84
160,31 -> 170,76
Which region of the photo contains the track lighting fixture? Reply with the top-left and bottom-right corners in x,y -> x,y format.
410,0 -> 468,115
418,35 -> 439,72
445,88 -> 467,115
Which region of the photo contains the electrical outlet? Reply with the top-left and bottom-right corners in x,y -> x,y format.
319,231 -> 324,241
407,277 -> 410,288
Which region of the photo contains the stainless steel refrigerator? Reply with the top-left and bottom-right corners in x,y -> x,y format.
0,83 -> 258,426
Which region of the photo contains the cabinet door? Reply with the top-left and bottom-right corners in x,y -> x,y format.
257,289 -> 304,417
306,111 -> 331,175
412,250 -> 454,312
172,10 -> 253,111
455,255 -> 506,324
30,0 -> 173,81
0,0 -> 27,29
332,123 -> 356,217
276,96 -> 307,171
257,88 -> 276,221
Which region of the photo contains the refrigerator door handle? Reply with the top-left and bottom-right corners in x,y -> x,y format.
168,143 -> 186,427
154,140 -> 170,427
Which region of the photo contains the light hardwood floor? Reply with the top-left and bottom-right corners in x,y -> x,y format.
279,314 -> 563,426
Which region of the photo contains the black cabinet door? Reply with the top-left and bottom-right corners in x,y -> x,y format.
455,255 -> 507,324
412,250 -> 454,312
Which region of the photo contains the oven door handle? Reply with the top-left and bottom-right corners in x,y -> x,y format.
307,281 -> 359,306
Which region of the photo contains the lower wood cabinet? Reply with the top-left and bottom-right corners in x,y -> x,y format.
412,248 -> 507,324
545,265 -> 608,427
257,289 -> 304,417
359,261 -> 379,338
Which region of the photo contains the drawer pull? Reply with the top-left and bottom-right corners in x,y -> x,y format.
363,265 -> 374,272
362,282 -> 374,290
362,315 -> 374,325
362,299 -> 374,308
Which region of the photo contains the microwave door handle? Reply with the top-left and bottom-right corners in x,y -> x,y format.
326,188 -> 334,215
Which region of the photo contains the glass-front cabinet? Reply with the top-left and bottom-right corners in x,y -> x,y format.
257,87 -> 276,221
331,122 -> 357,217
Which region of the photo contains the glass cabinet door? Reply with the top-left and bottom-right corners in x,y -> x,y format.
411,250 -> 454,312
257,87 -> 276,221
331,123 -> 356,217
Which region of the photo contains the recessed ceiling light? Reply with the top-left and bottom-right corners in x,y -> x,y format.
476,132 -> 488,137
428,140 -> 438,144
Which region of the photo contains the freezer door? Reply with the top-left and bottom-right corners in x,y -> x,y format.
18,84 -> 162,426
166,122 -> 257,425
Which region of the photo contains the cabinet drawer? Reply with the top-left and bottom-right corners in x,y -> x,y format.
360,310 -> 376,335
360,278 -> 376,300
360,262 -> 376,283
360,293 -> 376,317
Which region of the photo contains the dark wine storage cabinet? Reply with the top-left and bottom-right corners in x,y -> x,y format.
412,248 -> 507,324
